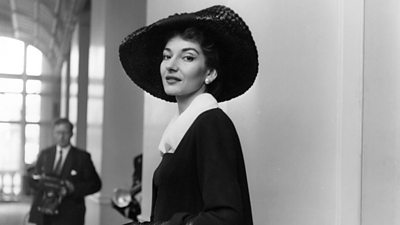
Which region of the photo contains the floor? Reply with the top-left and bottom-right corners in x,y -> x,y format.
0,196 -> 32,225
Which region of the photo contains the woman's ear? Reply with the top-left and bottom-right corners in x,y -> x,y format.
205,69 -> 217,84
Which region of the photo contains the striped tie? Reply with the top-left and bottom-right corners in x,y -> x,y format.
53,150 -> 63,175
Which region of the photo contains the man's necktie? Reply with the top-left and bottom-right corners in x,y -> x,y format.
54,150 -> 63,175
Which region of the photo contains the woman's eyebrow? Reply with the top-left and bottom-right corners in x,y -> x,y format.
163,48 -> 172,52
163,47 -> 200,54
181,47 -> 200,54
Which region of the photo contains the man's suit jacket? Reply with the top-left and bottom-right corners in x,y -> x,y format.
29,146 -> 102,225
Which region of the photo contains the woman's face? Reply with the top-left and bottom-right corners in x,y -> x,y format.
160,35 -> 212,102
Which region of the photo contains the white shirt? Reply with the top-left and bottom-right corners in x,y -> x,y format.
54,145 -> 71,171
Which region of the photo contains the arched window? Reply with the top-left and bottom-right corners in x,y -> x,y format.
0,36 -> 59,200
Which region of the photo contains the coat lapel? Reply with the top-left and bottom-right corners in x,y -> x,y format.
60,147 -> 75,178
44,147 -> 57,174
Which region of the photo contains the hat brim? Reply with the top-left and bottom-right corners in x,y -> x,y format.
119,5 -> 258,102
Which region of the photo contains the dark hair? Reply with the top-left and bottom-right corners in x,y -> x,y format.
54,118 -> 74,133
164,27 -> 223,98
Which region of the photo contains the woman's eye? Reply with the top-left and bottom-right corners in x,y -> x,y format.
183,55 -> 195,61
162,54 -> 171,60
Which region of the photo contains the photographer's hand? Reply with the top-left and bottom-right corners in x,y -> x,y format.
64,180 -> 75,193
60,180 -> 75,196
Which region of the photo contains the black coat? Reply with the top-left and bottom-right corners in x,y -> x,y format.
151,108 -> 253,225
29,146 -> 102,225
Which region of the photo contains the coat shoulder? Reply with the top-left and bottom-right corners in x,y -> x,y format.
197,108 -> 232,123
71,147 -> 91,155
195,108 -> 236,130
40,146 -> 56,155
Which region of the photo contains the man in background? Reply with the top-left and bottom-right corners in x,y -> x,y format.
28,118 -> 102,225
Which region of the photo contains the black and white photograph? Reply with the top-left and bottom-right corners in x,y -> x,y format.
0,0 -> 398,225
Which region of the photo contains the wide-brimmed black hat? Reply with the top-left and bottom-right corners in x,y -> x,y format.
119,5 -> 258,102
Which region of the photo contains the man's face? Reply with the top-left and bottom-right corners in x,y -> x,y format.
53,123 -> 72,148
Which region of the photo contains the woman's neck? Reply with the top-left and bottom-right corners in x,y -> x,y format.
176,91 -> 205,114
176,97 -> 194,114
175,83 -> 208,114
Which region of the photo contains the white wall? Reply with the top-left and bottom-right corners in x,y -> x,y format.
227,0 -> 364,224
362,0 -> 400,224
141,0 -> 364,225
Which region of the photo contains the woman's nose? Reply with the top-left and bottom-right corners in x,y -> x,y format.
165,57 -> 178,71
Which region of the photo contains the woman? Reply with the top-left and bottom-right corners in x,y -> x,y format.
119,5 -> 258,225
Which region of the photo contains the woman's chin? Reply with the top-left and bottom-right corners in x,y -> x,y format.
163,88 -> 179,97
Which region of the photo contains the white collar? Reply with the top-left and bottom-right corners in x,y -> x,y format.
56,145 -> 71,153
158,93 -> 218,154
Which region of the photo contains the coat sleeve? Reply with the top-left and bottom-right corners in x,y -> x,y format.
167,111 -> 246,225
69,152 -> 102,198
28,149 -> 49,190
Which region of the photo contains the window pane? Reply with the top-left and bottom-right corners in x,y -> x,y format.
60,61 -> 68,117
0,173 -> 21,195
0,93 -> 22,121
70,82 -> 78,96
26,94 -> 41,122
69,96 -> 78,124
26,45 -> 43,76
26,80 -> 42,94
2,173 -> 13,194
0,37 -> 24,75
0,123 -> 21,171
25,124 -> 40,164
13,173 -> 22,195
0,78 -> 23,93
